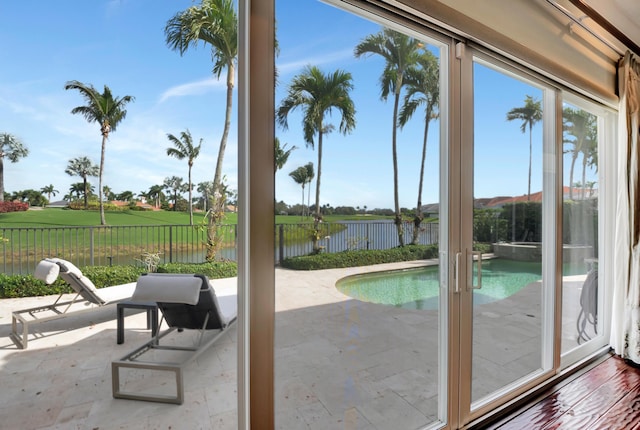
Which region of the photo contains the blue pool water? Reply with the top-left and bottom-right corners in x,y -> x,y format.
336,259 -> 547,310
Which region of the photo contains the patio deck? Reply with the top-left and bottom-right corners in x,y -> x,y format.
0,262 -> 593,429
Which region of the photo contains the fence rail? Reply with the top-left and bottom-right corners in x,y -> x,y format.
1,221 -> 439,275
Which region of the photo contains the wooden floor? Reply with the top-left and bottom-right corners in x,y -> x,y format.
488,353 -> 640,429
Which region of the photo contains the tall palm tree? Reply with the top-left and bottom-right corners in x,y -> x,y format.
398,49 -> 440,244
40,184 -> 59,203
165,0 -> 237,258
166,129 -> 202,225
507,95 -> 542,201
277,65 -> 356,252
65,80 -> 134,224
289,162 -> 314,219
355,28 -> 423,246
0,133 -> 29,202
275,137 -> 296,174
65,156 -> 99,209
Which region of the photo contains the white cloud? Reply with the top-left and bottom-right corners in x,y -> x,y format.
277,48 -> 355,76
158,77 -> 225,103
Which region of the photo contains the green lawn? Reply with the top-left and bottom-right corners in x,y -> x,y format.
0,208 -> 235,227
0,208 -> 387,227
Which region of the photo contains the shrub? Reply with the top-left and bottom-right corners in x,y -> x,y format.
281,244 -> 438,270
0,274 -> 71,298
0,201 -> 29,213
157,261 -> 237,279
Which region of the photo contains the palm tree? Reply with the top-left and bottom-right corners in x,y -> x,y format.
40,184 -> 59,204
355,28 -> 423,246
115,190 -> 135,202
166,129 -> 202,225
164,176 -> 186,211
102,185 -> 114,202
197,181 -> 214,211
563,107 -> 586,200
398,49 -> 440,244
165,0 -> 237,258
277,65 -> 356,252
275,137 -> 296,174
69,182 -> 94,202
147,184 -> 165,209
65,157 -> 99,209
64,80 -> 134,225
506,95 -> 542,201
289,162 -> 314,219
69,183 -> 86,200
0,133 -> 29,202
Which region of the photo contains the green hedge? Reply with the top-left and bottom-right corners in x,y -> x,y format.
280,244 -> 438,270
0,261 -> 238,298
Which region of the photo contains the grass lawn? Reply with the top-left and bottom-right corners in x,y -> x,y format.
0,208 -> 234,227
0,208 -> 388,227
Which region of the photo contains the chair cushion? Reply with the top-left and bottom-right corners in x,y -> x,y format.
132,274 -> 203,305
34,259 -> 60,285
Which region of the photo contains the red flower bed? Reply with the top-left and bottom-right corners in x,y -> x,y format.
0,201 -> 29,213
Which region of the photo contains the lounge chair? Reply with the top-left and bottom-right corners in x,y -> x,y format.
10,258 -> 136,349
111,273 -> 237,405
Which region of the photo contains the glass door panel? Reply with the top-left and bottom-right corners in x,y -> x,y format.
274,2 -> 448,428
560,96 -> 605,359
470,60 -> 546,406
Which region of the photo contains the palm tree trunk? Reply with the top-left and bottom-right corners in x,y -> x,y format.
300,182 -> 304,221
412,110 -> 431,245
313,131 -> 323,252
527,123 -> 532,202
188,166 -> 193,225
83,177 -> 89,209
207,62 -> 235,261
0,157 -> 4,202
392,91 -> 404,246
581,156 -> 587,200
569,154 -> 578,200
99,135 -> 107,225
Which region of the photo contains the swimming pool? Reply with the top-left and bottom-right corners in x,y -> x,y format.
335,259 -> 545,310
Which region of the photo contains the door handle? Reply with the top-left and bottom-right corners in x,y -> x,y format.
454,251 -> 462,293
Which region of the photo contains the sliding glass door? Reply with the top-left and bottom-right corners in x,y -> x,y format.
269,3 -> 612,428
461,55 -> 557,421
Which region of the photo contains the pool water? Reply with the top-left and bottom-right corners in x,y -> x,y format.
336,259 -> 546,310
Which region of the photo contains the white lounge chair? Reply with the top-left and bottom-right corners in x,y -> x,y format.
111,273 -> 237,404
10,258 -> 136,349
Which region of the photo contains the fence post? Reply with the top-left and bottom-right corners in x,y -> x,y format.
169,226 -> 173,263
90,227 -> 95,266
279,224 -> 284,265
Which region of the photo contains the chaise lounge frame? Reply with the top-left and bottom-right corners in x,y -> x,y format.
111,273 -> 237,405
10,258 -> 135,349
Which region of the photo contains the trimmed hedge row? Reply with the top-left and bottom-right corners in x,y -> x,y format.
0,261 -> 238,299
280,244 -> 439,270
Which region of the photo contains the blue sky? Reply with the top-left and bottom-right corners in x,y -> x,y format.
0,0 -> 595,210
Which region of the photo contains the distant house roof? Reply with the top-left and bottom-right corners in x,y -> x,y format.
47,200 -> 69,208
